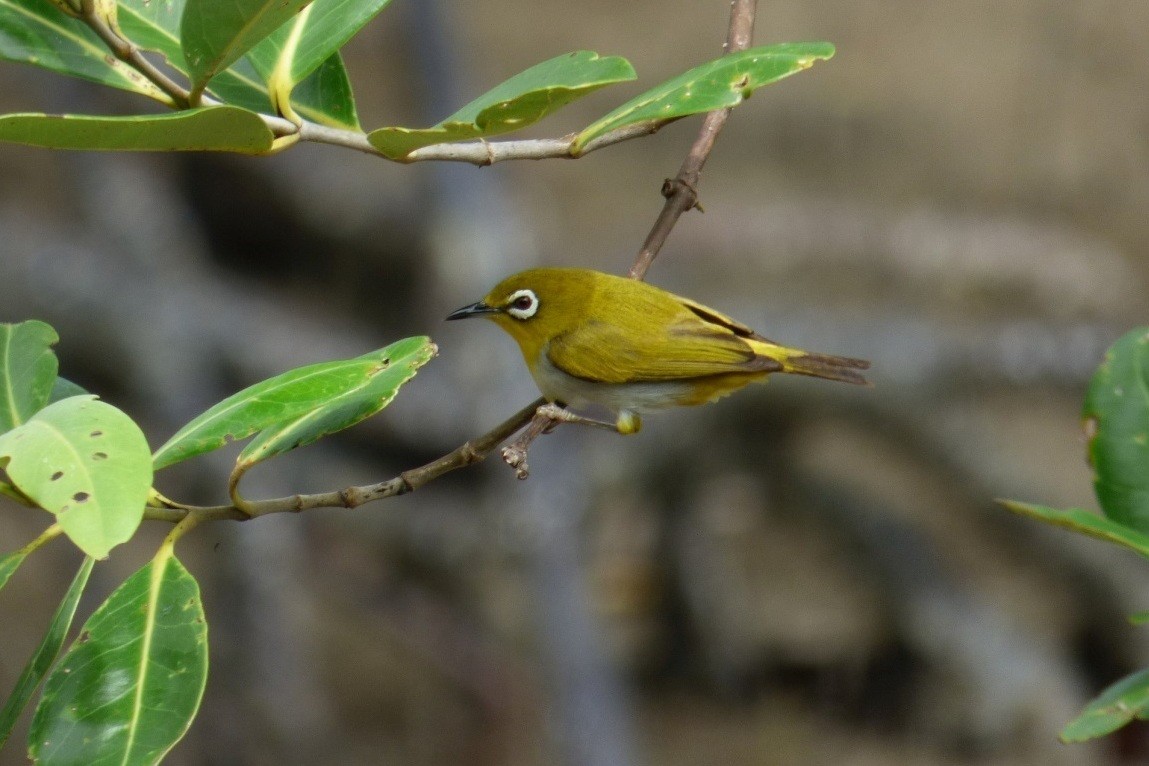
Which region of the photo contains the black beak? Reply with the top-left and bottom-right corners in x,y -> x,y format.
446,301 -> 500,321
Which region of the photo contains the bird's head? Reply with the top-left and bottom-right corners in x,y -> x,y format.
446,268 -> 596,360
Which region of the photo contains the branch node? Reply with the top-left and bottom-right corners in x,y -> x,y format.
459,441 -> 484,465
395,472 -> 417,494
501,444 -> 531,480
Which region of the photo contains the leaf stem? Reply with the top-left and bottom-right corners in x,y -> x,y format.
290,121 -> 663,164
18,524 -> 64,556
79,10 -> 192,109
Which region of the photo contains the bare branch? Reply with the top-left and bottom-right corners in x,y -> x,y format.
629,0 -> 758,280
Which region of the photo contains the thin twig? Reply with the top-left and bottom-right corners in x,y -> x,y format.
144,398 -> 544,524
629,0 -> 758,280
80,10 -> 192,109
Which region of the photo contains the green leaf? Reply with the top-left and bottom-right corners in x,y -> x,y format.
28,552 -> 207,766
1000,500 -> 1149,558
180,0 -> 313,97
287,51 -> 357,129
0,107 -> 275,153
1084,327 -> 1149,532
0,556 -> 93,751
238,335 -> 437,468
249,0 -> 391,85
1130,611 -> 1149,626
573,42 -> 836,154
118,0 -> 269,113
152,337 -> 437,470
0,548 -> 29,592
369,51 -> 636,160
0,320 -> 59,434
117,0 -> 354,127
0,481 -> 31,504
1061,667 -> 1149,742
0,527 -> 62,591
245,0 -> 393,128
0,0 -> 171,104
0,396 -> 152,559
48,377 -> 88,404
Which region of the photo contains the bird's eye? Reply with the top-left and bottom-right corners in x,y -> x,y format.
505,289 -> 539,319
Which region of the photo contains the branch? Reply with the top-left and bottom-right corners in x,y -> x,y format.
292,120 -> 665,165
70,0 -> 716,171
146,398 -> 545,524
629,0 -> 758,280
144,1 -> 759,512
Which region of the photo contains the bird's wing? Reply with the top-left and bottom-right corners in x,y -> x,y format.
674,294 -> 781,343
546,312 -> 781,384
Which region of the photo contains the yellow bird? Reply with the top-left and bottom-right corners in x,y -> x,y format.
447,268 -> 869,434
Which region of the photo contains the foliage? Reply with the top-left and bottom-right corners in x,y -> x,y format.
0,0 -> 833,157
0,0 -> 838,761
1003,327 -> 1149,742
0,321 -> 433,763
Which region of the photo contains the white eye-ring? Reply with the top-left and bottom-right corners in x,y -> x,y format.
505,289 -> 539,320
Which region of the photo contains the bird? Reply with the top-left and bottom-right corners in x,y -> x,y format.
447,267 -> 869,434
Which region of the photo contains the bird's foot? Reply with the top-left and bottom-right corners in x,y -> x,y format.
500,402 -> 627,479
535,402 -> 619,431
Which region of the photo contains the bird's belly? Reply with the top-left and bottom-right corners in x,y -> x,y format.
532,353 -> 739,413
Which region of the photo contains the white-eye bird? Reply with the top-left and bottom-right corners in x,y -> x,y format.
447,267 -> 869,434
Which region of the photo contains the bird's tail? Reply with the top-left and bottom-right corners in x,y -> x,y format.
751,340 -> 871,386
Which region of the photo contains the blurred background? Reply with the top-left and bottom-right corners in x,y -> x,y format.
1,1 -> 1148,764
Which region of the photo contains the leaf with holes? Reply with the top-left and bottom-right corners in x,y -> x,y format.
0,0 -> 171,104
0,320 -> 58,434
28,552 -> 207,766
0,396 -> 152,559
1084,327 -> 1149,532
573,42 -> 835,154
238,335 -> 437,468
369,51 -> 636,160
152,337 -> 437,470
1061,667 -> 1149,742
0,556 -> 93,751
